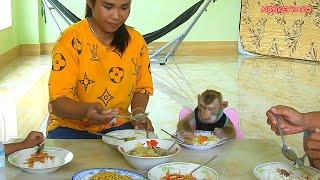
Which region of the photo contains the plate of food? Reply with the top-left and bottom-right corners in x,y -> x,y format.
72,168 -> 147,180
8,147 -> 73,174
253,162 -> 320,180
148,162 -> 218,180
175,130 -> 226,150
102,129 -> 158,148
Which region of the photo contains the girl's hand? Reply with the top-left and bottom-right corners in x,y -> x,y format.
22,131 -> 44,149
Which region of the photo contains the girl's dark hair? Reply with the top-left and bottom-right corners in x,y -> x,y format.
85,1 -> 130,54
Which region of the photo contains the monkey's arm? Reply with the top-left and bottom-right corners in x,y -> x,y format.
223,118 -> 236,139
177,114 -> 195,132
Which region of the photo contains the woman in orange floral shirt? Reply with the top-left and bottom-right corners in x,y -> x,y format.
47,0 -> 154,139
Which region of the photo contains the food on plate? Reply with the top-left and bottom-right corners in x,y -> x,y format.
89,172 -> 132,180
128,140 -> 174,157
124,137 -> 136,141
184,135 -> 217,145
268,168 -> 311,180
160,171 -> 196,180
24,151 -> 55,168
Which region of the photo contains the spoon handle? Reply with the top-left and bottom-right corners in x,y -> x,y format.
274,115 -> 286,146
87,131 -> 123,140
190,155 -> 218,174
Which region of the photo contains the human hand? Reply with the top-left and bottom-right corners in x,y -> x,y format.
84,103 -> 119,125
132,117 -> 154,132
305,133 -> 320,170
22,131 -> 44,149
266,105 -> 306,135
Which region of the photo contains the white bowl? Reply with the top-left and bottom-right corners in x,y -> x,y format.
102,129 -> 158,148
148,162 -> 218,180
8,147 -> 73,174
253,161 -> 320,179
118,139 -> 180,171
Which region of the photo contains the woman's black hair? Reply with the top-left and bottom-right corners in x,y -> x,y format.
85,0 -> 130,54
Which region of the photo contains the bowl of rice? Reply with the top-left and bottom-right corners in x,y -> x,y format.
118,139 -> 181,171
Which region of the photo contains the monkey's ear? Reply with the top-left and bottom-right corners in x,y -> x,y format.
221,101 -> 228,108
197,94 -> 201,101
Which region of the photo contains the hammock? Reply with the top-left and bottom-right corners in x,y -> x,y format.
41,0 -> 205,44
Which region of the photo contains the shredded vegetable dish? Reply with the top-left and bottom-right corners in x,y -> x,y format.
89,172 -> 133,180
128,140 -> 174,157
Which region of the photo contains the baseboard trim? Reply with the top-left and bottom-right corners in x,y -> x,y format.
20,44 -> 41,56
0,43 -> 53,69
40,43 -> 54,55
148,41 -> 238,56
0,41 -> 238,67
0,46 -> 20,69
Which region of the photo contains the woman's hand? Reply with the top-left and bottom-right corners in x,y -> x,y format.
84,103 -> 119,125
22,131 -> 44,149
132,117 -> 154,132
266,105 -> 306,135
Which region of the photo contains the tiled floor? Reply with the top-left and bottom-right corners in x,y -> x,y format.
3,53 -> 320,156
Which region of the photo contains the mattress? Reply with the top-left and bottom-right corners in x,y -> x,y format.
239,0 -> 320,61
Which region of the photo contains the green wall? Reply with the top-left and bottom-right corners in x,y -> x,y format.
18,0 -> 40,44
127,0 -> 241,41
0,0 -> 40,55
0,0 -> 241,55
0,0 -> 19,55
40,0 -> 241,43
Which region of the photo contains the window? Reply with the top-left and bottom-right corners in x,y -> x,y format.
0,0 -> 12,30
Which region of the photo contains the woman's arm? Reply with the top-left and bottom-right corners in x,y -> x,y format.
51,97 -> 93,120
130,92 -> 149,115
51,97 -> 118,125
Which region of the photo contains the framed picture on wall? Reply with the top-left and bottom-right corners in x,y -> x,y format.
0,0 -> 12,30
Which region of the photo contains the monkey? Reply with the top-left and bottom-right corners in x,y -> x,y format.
177,89 -> 235,139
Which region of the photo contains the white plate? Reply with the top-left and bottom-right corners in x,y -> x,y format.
102,129 -> 158,147
176,130 -> 226,150
8,147 -> 73,174
148,162 -> 218,180
253,162 -> 320,180
72,168 -> 147,180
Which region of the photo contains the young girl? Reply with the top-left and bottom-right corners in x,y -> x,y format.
47,0 -> 154,139
177,89 -> 235,139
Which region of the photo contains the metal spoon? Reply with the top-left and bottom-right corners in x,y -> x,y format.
161,129 -> 186,144
275,115 -> 298,164
114,112 -> 149,121
190,155 -> 218,174
36,141 -> 45,153
87,131 -> 135,141
295,153 -> 306,168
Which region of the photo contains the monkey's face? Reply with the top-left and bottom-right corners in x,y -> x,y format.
198,99 -> 220,121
